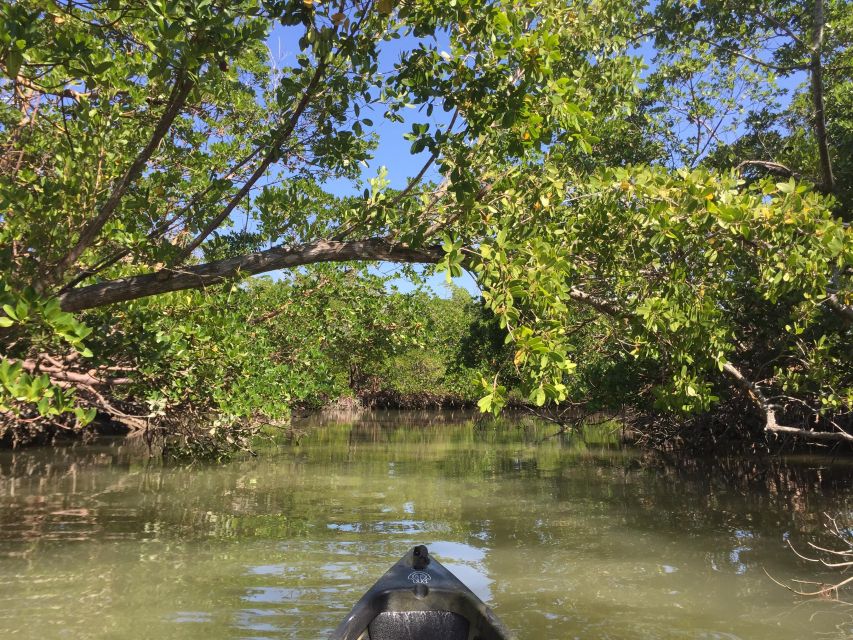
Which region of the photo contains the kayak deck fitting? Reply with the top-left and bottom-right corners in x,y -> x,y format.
330,545 -> 513,640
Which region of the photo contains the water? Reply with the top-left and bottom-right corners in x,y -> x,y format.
0,410 -> 851,639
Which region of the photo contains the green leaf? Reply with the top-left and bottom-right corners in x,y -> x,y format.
776,180 -> 795,194
493,11 -> 511,34
6,48 -> 22,78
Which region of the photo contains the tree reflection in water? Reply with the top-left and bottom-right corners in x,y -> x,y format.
0,411 -> 850,639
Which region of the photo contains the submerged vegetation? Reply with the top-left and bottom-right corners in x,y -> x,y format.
0,0 -> 851,453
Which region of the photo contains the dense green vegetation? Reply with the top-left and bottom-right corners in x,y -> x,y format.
0,0 -> 850,452
5,265 -> 507,450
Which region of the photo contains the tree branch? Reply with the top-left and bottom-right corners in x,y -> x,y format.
58,238 -> 443,312
558,286 -> 853,445
810,0 -> 835,193
756,9 -> 808,48
332,108 -> 459,242
735,159 -> 794,177
16,359 -> 133,386
687,34 -> 809,72
826,293 -> 853,324
567,287 -> 625,317
723,362 -> 853,444
53,71 -> 195,280
391,109 -> 459,209
58,142 -> 270,293
169,61 -> 327,266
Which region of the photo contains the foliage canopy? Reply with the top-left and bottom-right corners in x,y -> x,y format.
1,0 -> 851,450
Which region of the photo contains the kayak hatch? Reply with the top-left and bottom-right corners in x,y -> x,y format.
330,545 -> 514,640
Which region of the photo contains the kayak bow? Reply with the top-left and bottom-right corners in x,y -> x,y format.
330,545 -> 513,640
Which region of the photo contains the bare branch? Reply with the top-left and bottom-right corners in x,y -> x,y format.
763,568 -> 851,599
58,238 -> 443,312
723,362 -> 853,444
557,287 -> 852,445
16,359 -> 133,386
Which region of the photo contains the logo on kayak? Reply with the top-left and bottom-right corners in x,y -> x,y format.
407,571 -> 432,585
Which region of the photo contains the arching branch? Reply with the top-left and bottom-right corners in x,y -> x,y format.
735,160 -> 794,177
58,238 -> 443,312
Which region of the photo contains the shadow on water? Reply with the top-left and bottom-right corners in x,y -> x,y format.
0,410 -> 851,639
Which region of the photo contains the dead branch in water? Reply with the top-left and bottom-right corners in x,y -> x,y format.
766,514 -> 853,603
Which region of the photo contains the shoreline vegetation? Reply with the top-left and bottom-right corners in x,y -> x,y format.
2,1 -> 851,456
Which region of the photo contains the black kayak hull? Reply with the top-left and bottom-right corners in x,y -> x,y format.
330,546 -> 513,640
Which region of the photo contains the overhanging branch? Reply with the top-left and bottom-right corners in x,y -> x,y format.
735,160 -> 794,177
724,362 -> 853,443
58,238 -> 443,312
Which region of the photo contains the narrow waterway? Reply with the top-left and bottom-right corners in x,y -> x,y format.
0,411 -> 851,639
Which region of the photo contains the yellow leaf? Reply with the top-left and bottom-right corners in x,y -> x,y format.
377,0 -> 394,14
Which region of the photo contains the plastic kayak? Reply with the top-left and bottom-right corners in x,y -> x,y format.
329,545 -> 513,640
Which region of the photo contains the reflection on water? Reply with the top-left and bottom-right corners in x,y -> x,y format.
0,410 -> 851,639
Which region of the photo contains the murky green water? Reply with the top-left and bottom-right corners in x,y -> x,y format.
0,411 -> 851,639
